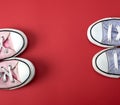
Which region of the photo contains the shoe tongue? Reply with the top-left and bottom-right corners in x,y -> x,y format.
106,48 -> 120,74
102,20 -> 120,46
3,60 -> 18,69
3,33 -> 13,48
0,32 -> 12,48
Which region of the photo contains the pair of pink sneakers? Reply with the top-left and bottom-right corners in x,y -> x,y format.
0,28 -> 35,90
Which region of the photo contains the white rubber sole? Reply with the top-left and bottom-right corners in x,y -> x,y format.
4,57 -> 35,90
87,17 -> 120,48
92,48 -> 120,78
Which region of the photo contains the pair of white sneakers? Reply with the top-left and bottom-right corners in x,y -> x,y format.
0,28 -> 35,90
88,17 -> 120,78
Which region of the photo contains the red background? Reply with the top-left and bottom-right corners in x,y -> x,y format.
0,0 -> 120,105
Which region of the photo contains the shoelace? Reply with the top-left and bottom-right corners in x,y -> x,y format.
107,24 -> 120,42
113,51 -> 119,70
0,65 -> 17,82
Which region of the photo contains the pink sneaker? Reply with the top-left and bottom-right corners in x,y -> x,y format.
0,28 -> 27,60
0,28 -> 35,89
0,57 -> 35,89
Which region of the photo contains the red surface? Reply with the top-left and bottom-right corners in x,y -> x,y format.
0,0 -> 120,105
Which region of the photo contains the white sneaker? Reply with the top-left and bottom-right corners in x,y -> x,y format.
87,17 -> 120,78
92,48 -> 120,78
87,17 -> 120,47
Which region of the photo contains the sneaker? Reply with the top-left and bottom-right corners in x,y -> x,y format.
0,57 -> 35,89
0,28 -> 27,60
92,48 -> 120,78
87,17 -> 120,47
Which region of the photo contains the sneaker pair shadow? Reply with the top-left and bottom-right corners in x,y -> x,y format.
0,29 -> 35,90
88,17 -> 120,78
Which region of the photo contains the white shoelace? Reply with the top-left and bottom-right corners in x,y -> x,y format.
0,65 -> 14,82
0,36 -> 8,53
107,24 -> 120,42
108,24 -> 112,42
113,51 -> 119,70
